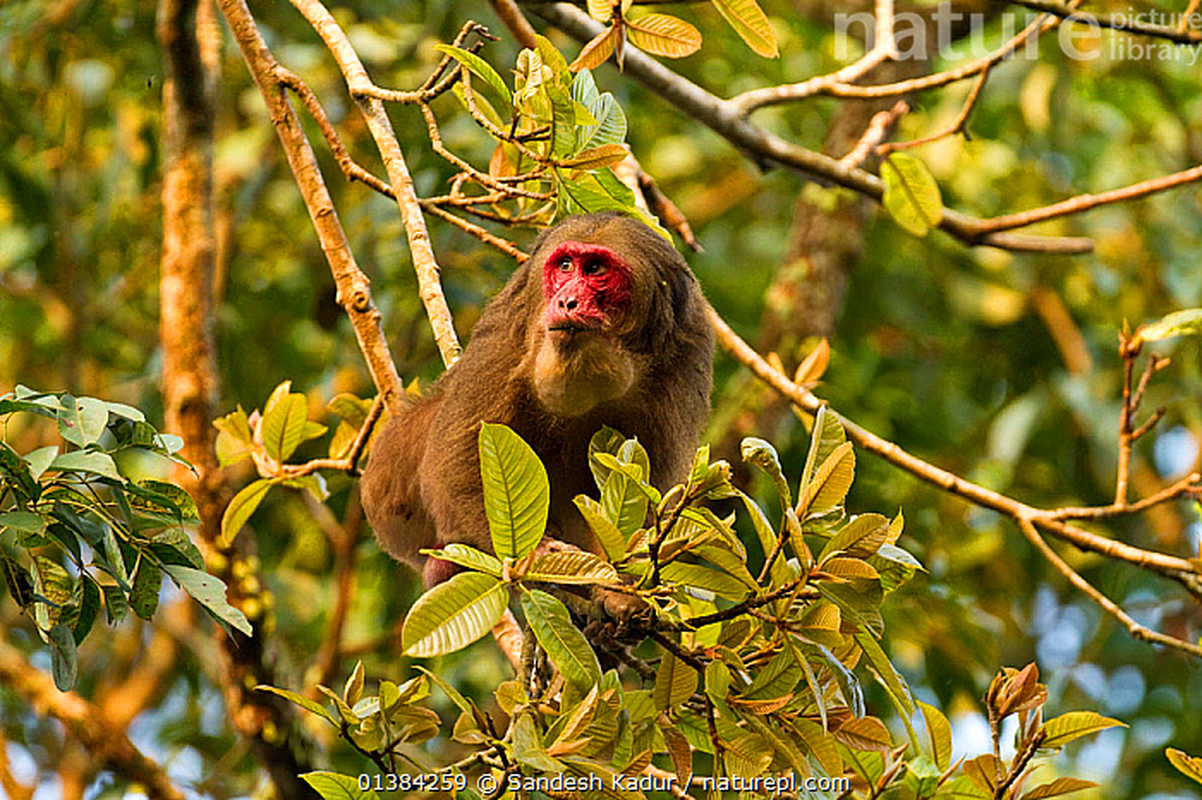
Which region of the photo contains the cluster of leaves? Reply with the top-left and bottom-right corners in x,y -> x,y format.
438,34 -> 663,228
263,413 -> 1125,799
0,387 -> 249,690
574,0 -> 779,68
214,380 -> 373,546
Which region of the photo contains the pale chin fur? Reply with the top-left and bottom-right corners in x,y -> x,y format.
533,333 -> 635,417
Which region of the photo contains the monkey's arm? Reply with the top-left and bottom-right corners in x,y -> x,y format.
360,399 -> 441,569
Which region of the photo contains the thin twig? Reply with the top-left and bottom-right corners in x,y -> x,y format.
842,102 -> 909,167
876,68 -> 987,156
1008,0 -> 1202,44
1016,517 -> 1202,658
705,304 -> 1202,595
535,3 -> 1093,254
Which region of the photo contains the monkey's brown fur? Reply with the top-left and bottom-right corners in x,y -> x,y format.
361,213 -> 714,588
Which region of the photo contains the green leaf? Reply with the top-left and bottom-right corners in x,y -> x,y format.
162,563 -> 252,636
522,589 -> 602,691
130,556 -> 161,620
301,771 -> 380,800
1135,308 -> 1202,344
478,423 -> 550,560
881,152 -> 944,237
573,495 -> 626,561
601,462 -> 649,538
527,550 -> 620,584
1166,748 -> 1202,785
49,623 -> 78,691
854,631 -> 914,716
401,572 -> 508,657
100,583 -> 127,623
653,651 -> 698,710
741,437 -> 791,508
261,393 -> 308,462
73,578 -> 100,644
415,665 -> 473,714
257,685 -> 339,726
513,711 -> 566,772
547,83 -> 578,159
711,0 -> 779,57
57,396 -> 108,447
578,93 -> 627,151
661,562 -> 750,601
425,543 -> 503,577
435,44 -> 512,105
220,478 -> 277,548
819,513 -> 889,562
26,446 -> 58,481
48,450 -> 121,481
1039,711 -> 1126,748
742,648 -> 800,701
0,511 -> 47,536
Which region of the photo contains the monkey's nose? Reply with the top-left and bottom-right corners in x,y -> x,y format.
560,296 -> 578,311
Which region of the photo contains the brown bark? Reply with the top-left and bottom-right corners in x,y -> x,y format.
0,641 -> 186,800
158,1 -> 317,796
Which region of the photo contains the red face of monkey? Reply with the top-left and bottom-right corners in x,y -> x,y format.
541,242 -> 634,337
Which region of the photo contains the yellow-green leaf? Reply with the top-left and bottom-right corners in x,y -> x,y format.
654,651 -> 698,710
1166,748 -> 1202,785
527,550 -> 619,584
401,572 -> 507,657
220,478 -> 277,547
1021,778 -> 1098,799
798,440 -> 855,518
261,393 -> 308,462
573,494 -> 626,561
587,0 -> 613,22
882,152 -> 944,237
963,753 -> 1004,794
919,700 -> 952,771
1039,711 -> 1127,748
560,143 -> 628,170
711,0 -> 778,57
1135,308 -> 1202,346
434,44 -> 512,105
478,423 -> 549,560
625,13 -> 702,59
522,589 -> 602,691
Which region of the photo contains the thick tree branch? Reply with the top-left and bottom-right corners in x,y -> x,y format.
0,640 -> 186,800
218,0 -> 403,406
532,2 -> 1095,254
287,0 -> 463,368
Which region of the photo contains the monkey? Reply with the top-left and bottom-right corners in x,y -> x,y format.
360,212 -> 714,601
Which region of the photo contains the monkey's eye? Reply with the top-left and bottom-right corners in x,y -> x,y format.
558,257 -> 573,272
581,258 -> 607,277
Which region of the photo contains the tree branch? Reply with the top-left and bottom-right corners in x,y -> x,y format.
286,0 -> 462,368
531,2 -> 1094,254
0,639 -> 187,800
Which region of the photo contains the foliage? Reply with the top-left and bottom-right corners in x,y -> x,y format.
0,387 -> 249,689
2,0 -> 1201,796
265,420 -> 1126,800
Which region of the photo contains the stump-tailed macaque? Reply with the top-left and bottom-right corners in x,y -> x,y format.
361,212 -> 714,594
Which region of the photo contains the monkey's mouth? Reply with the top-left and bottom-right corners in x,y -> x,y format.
548,320 -> 602,336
